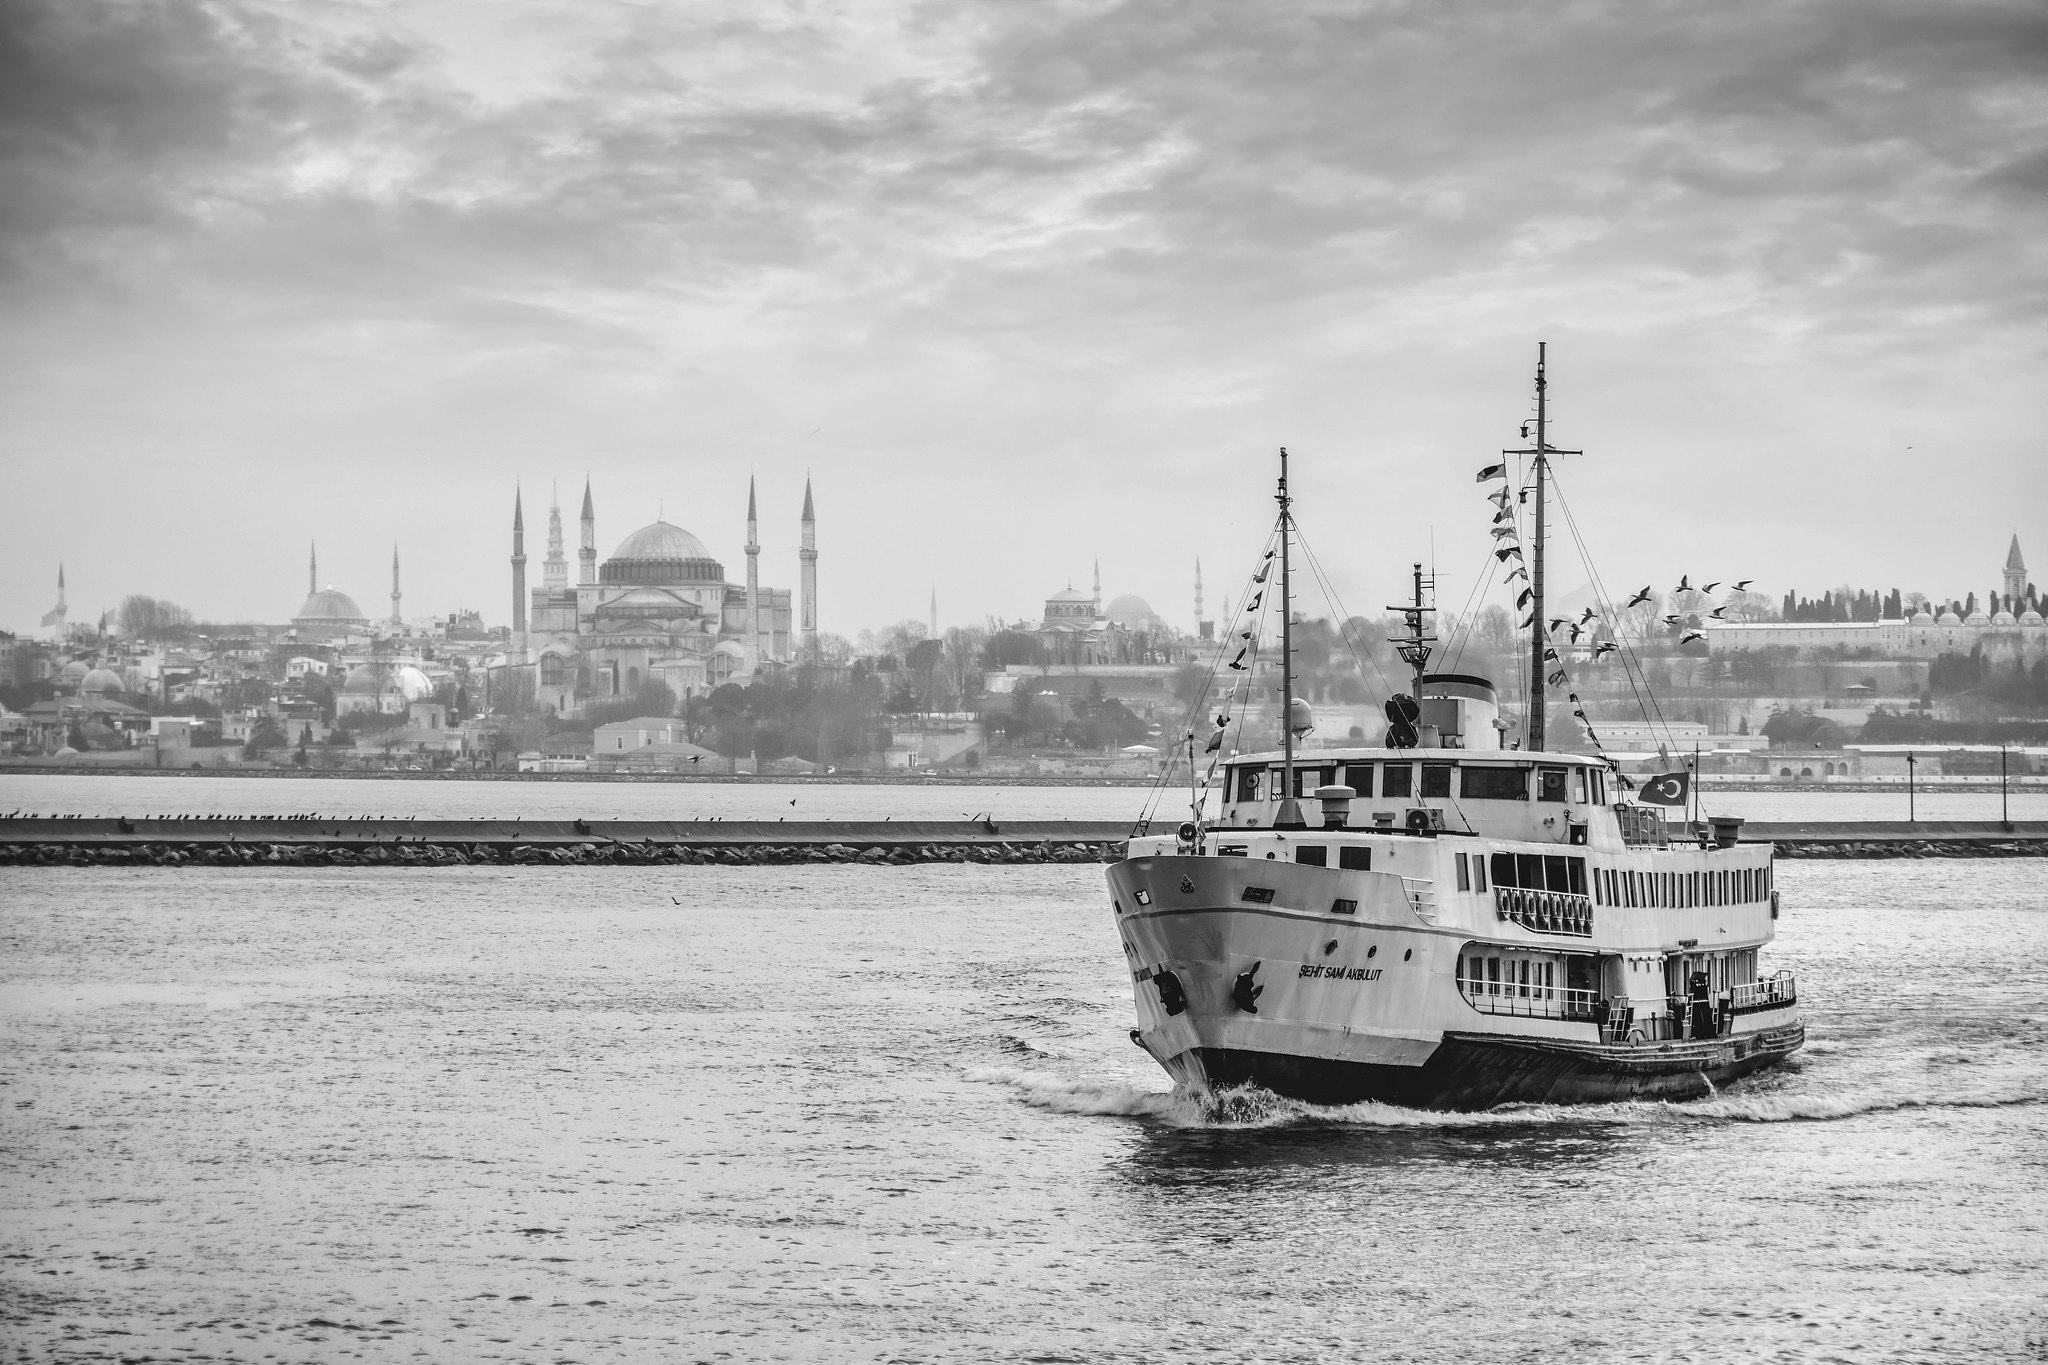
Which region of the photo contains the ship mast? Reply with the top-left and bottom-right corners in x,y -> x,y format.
1501,342 -> 1576,754
1529,343 -> 1549,754
1278,447 -> 1295,806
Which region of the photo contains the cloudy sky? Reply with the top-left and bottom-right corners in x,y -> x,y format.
3,0 -> 2044,639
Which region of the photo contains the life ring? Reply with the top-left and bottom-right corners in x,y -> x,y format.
1626,1027 -> 1648,1045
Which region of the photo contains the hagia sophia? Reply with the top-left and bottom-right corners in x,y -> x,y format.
507,476 -> 812,712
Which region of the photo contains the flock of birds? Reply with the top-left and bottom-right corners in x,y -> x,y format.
1538,575 -> 1757,652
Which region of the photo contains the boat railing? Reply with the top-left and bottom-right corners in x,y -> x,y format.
1401,876 -> 1438,925
1493,885 -> 1593,937
1460,981 -> 1600,1023
1616,803 -> 1668,848
1729,971 -> 1798,1014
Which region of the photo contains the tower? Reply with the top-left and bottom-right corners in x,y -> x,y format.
390,544 -> 402,626
2005,534 -> 2027,603
308,543 -> 317,598
1195,558 -> 1212,640
930,585 -> 938,640
1092,558 -> 1101,611
511,485 -> 528,661
746,476 -> 761,663
40,563 -> 67,638
799,477 -> 818,657
578,478 -> 597,586
544,486 -> 568,591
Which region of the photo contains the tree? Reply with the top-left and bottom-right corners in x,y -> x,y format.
117,595 -> 195,641
243,718 -> 286,758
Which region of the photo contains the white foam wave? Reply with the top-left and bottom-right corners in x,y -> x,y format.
970,1066 -> 2045,1130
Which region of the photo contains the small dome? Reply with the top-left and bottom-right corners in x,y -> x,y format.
58,660 -> 90,682
341,664 -> 379,693
1993,610 -> 2017,625
2022,608 -> 2044,626
1910,609 -> 1935,625
1047,587 -> 1095,604
393,665 -> 432,701
612,521 -> 712,562
1937,608 -> 1962,625
1965,610 -> 1990,626
341,663 -> 432,700
297,588 -> 366,622
81,668 -> 124,694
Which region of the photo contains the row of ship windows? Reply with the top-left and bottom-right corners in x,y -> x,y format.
1593,863 -> 1770,908
1244,844 -> 1769,909
1457,955 -> 1557,998
1235,763 -> 1605,805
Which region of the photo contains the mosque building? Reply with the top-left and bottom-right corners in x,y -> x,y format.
501,476 -> 813,713
291,544 -> 371,641
1028,563 -> 1187,666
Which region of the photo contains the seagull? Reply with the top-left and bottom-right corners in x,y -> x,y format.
1708,606 -> 1730,619
1548,617 -> 1569,632
1662,615 -> 1683,627
1567,624 -> 1584,643
1594,642 -> 1619,658
1680,630 -> 1706,645
1675,575 -> 1692,594
1627,586 -> 1653,608
1578,607 -> 1597,625
1702,582 -> 1721,595
1733,579 -> 1754,591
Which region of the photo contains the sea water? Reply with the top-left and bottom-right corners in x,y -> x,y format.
2,852 -> 2044,1362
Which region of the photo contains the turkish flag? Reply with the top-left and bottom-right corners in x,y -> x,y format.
1639,771 -> 1690,806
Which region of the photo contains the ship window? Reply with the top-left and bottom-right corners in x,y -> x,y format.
1537,766 -> 1569,802
1236,767 -> 1262,803
1295,767 -> 1332,798
1339,846 -> 1371,871
1487,957 -> 1500,995
1568,858 -> 1587,896
1241,886 -> 1276,904
1592,769 -> 1607,804
1544,855 -> 1571,893
1473,856 -> 1487,892
1461,766 -> 1528,800
1268,769 -> 1285,800
1518,959 -> 1531,998
1455,853 -> 1471,891
1219,844 -> 1249,857
1573,768 -> 1589,804
1491,851 -> 1515,888
1332,899 -> 1357,915
1382,763 -> 1413,798
1517,853 -> 1544,891
1296,845 -> 1327,867
1344,764 -> 1374,798
1421,764 -> 1453,798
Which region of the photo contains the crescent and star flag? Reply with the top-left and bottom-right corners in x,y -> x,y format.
1477,462 -> 1506,481
1639,771 -> 1691,806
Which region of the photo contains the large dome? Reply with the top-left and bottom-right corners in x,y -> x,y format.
612,521 -> 711,562
297,588 -> 366,622
81,668 -> 124,694
601,520 -> 723,585
1105,593 -> 1159,627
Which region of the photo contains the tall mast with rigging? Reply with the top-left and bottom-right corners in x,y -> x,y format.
1277,447 -> 1295,809
1529,344 -> 1549,754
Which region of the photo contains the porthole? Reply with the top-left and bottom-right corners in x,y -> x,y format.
1324,940 -> 1338,956
1367,945 -> 1378,959
1403,948 -> 1413,961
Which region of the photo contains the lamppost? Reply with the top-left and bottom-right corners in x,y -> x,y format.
2001,742 -> 2010,831
1906,750 -> 1916,824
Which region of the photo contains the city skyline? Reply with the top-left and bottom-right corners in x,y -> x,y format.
3,1 -> 2045,635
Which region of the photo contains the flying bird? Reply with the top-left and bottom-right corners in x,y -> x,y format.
1579,607 -> 1597,624
1708,606 -> 1730,619
1733,579 -> 1754,591
1594,642 -> 1619,658
1626,586 -> 1653,608
1549,617 -> 1568,632
1662,614 -> 1683,627
1567,624 -> 1584,643
1680,630 -> 1706,645
1675,575 -> 1692,594
1702,582 -> 1721,595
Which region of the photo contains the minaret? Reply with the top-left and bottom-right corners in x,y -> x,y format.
42,563 -> 68,638
390,545 -> 402,626
930,586 -> 938,639
1092,558 -> 1101,612
578,478 -> 597,586
1195,558 -> 1209,639
799,478 -> 818,657
308,542 -> 317,598
511,485 -> 528,661
2005,534 -> 2028,602
745,476 -> 761,663
544,486 -> 567,591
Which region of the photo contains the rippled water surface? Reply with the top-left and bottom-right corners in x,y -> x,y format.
3,857 -> 2045,1362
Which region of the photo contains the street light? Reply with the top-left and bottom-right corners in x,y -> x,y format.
1906,750 -> 1916,824
2001,742 -> 2010,831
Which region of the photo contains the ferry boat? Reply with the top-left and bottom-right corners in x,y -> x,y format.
1109,350 -> 1803,1109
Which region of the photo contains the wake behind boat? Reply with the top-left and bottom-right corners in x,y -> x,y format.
1109,347 -> 1803,1110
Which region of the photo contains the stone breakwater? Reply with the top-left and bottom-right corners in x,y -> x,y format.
0,839 -> 1124,867
1,818 -> 2042,867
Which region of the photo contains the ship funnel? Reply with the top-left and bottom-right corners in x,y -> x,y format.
1314,784 -> 1355,829
1420,674 -> 1500,750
